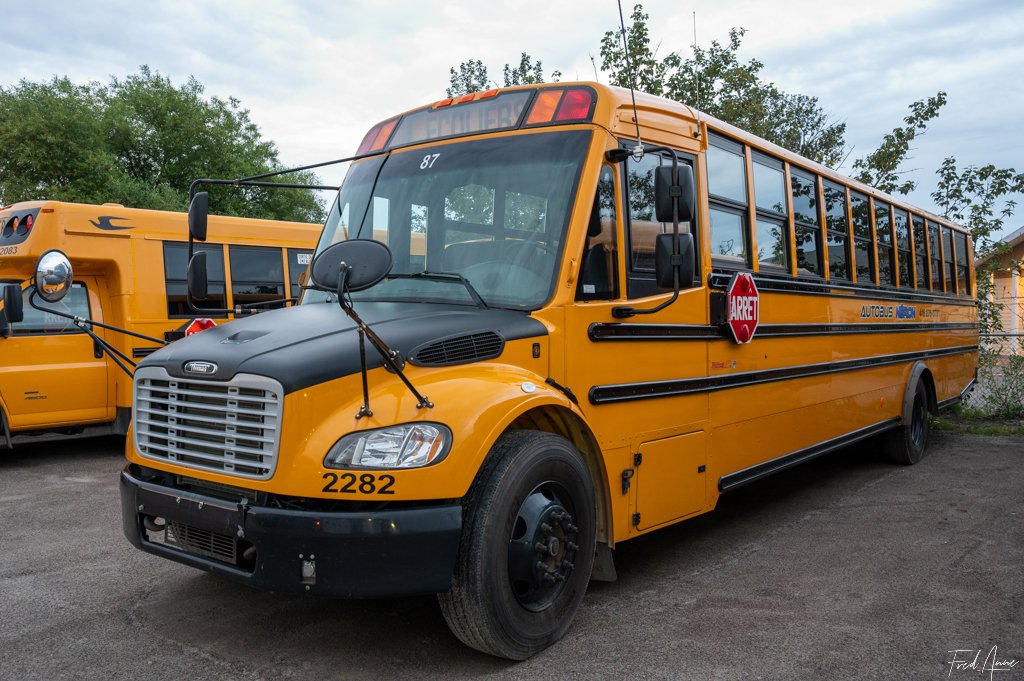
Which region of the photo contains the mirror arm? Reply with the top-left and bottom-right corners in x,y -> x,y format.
28,291 -> 166,345
334,265 -> 434,410
74,321 -> 138,378
26,292 -> 139,378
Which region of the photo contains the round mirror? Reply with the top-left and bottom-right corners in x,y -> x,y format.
34,249 -> 74,303
311,240 -> 393,293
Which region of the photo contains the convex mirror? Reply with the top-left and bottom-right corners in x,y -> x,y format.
34,249 -> 73,303
311,240 -> 393,293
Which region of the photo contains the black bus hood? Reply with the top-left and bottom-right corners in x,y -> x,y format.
138,302 -> 547,394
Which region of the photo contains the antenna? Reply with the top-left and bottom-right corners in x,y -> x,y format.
692,10 -> 702,139
617,0 -> 644,160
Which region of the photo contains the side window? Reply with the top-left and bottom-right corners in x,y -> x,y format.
912,215 -> 928,289
893,209 -> 912,288
822,181 -> 850,280
954,231 -> 970,297
229,246 -> 286,309
164,242 -> 226,317
790,169 -> 820,276
751,153 -> 789,272
850,191 -> 875,284
623,150 -> 696,298
10,283 -> 90,335
943,227 -> 956,295
929,221 -> 944,291
288,248 -> 313,299
625,151 -> 664,273
707,135 -> 748,267
576,166 -> 619,301
875,201 -> 895,286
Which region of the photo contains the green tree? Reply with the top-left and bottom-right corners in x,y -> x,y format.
599,7 -> 848,167
851,92 -> 948,195
447,59 -> 490,98
446,53 -> 561,97
0,66 -> 325,222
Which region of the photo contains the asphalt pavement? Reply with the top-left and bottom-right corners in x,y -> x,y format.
1,431 -> 1021,680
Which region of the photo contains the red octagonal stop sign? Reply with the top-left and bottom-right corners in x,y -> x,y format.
726,272 -> 759,344
184,318 -> 217,336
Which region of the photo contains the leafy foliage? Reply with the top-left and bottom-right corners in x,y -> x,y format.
0,66 -> 324,222
446,53 -> 561,97
599,8 -> 848,167
851,92 -> 947,195
931,157 -> 1024,348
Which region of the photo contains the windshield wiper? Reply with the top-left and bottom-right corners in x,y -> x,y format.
388,271 -> 488,308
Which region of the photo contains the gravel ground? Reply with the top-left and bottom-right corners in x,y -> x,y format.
1,431 -> 1021,680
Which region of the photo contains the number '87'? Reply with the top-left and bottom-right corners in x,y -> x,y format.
420,153 -> 440,170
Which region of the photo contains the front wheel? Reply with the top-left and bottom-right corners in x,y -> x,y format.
438,430 -> 596,660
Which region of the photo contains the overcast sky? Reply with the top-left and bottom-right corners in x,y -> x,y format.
3,0 -> 1022,238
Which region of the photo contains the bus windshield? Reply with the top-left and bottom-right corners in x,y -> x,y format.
306,129 -> 591,310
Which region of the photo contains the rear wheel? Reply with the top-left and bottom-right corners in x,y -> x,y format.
884,380 -> 930,465
438,430 -> 596,660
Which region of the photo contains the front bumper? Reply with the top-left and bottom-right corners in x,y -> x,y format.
120,467 -> 462,598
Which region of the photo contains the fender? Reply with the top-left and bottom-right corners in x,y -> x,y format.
900,360 -> 934,424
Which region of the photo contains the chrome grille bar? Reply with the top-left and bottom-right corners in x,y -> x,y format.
134,367 -> 283,480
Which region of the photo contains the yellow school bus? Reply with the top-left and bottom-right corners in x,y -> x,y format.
0,200 -> 318,447
118,83 -> 977,659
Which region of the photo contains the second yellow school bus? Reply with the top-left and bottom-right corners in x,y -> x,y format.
0,201 -> 318,447
119,83 -> 977,659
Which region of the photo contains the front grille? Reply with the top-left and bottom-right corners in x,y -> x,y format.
159,521 -> 237,564
411,331 -> 504,366
134,367 -> 283,480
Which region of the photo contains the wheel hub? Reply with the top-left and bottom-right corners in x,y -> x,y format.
507,484 -> 580,611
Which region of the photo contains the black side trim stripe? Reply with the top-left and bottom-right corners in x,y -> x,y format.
588,344 -> 978,404
718,418 -> 900,493
133,347 -> 160,358
707,271 -> 975,307
589,321 -> 978,342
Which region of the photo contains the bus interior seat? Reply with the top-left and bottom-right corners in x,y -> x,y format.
577,194 -> 614,300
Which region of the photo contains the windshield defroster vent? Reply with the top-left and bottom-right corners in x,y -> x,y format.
411,332 -> 504,367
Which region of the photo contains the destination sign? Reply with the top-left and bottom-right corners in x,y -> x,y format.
387,91 -> 532,149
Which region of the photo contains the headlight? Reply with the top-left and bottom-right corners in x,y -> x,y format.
323,423 -> 452,470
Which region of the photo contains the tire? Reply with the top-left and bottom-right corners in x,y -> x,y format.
884,380 -> 930,465
438,430 -> 597,660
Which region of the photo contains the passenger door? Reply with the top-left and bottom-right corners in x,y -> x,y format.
561,155 -> 710,539
0,280 -> 110,430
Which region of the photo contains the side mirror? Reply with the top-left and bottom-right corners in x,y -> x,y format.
311,240 -> 393,294
3,284 -> 24,324
188,192 -> 209,242
655,232 -> 695,290
654,164 -> 695,224
187,251 -> 209,300
34,249 -> 74,303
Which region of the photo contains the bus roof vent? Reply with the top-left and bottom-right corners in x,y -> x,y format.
410,331 -> 504,367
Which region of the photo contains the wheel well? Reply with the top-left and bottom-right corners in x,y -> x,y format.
507,406 -> 610,544
919,368 -> 938,415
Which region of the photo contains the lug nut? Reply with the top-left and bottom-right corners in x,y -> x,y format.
562,560 -> 574,571
540,522 -> 552,533
567,541 -> 579,551
535,542 -> 548,553
535,561 -> 547,571
543,573 -> 556,584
